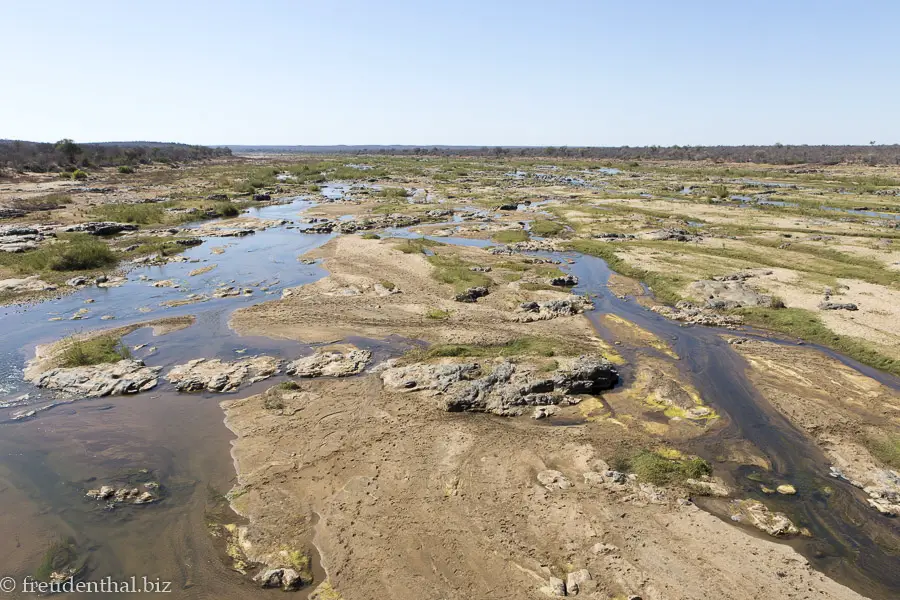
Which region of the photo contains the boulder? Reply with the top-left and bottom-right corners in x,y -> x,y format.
0,276 -> 57,293
517,297 -> 593,322
566,569 -> 592,596
253,193 -> 272,201
166,356 -> 281,393
31,360 -> 161,398
537,470 -> 572,490
454,286 -> 489,303
62,222 -> 138,236
549,274 -> 578,287
730,499 -> 799,536
286,349 -> 371,377
819,302 -> 858,311
689,280 -> 781,309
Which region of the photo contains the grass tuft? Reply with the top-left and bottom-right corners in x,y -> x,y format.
60,335 -> 131,367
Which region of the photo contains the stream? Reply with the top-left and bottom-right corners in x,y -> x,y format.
0,196 -> 898,598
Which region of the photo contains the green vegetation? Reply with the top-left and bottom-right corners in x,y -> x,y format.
492,229 -> 530,244
864,433 -> 900,470
34,538 -> 82,582
613,449 -> 711,486
0,234 -> 117,273
377,186 -> 410,199
278,380 -> 301,391
737,307 -> 900,376
60,334 -> 131,367
91,203 -> 165,224
425,308 -> 451,320
529,219 -> 565,236
361,232 -> 381,240
71,169 -> 88,180
394,237 -> 444,254
117,165 -> 136,174
426,254 -> 491,291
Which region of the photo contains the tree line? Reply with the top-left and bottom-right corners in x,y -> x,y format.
0,139 -> 232,173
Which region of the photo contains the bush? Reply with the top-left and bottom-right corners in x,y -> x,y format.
118,165 -> 135,174
60,335 -> 131,367
71,169 -> 88,180
617,450 -> 712,486
91,203 -> 165,224
48,237 -> 117,270
425,308 -> 451,320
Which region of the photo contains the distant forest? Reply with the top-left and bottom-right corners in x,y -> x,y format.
0,139 -> 232,172
231,144 -> 900,166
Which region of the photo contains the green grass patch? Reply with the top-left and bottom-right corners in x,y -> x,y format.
529,219 -> 565,236
394,237 -> 444,254
864,433 -> 900,470
0,234 -> 118,273
34,538 -> 83,582
425,308 -> 451,320
377,186 -> 409,199
426,254 -> 491,291
8,193 -> 70,212
59,334 -> 131,367
492,229 -> 530,244
613,449 -> 711,486
737,307 -> 900,376
91,203 -> 166,225
361,232 -> 381,240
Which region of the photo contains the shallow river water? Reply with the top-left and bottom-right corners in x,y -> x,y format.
0,197 -> 898,598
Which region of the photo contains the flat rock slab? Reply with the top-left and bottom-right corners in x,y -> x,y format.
167,356 -> 281,393
286,349 -> 371,377
31,359 -> 161,397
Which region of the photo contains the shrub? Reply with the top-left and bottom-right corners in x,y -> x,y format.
425,308 -> 451,320
617,450 -> 712,486
361,232 -> 381,240
71,169 -> 88,180
118,165 -> 135,174
91,203 -> 165,224
60,335 -> 131,367
378,186 -> 410,199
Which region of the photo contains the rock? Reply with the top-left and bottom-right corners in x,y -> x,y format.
454,286 -> 489,303
174,237 -> 203,247
819,302 -> 858,311
497,203 -> 519,211
731,499 -> 799,536
206,194 -> 229,201
644,228 -> 698,242
166,356 -> 281,393
549,274 -> 578,287
516,297 -> 593,322
650,302 -> 743,329
686,477 -> 730,497
689,280 -> 781,309
591,542 -> 618,555
776,484 -> 797,495
31,360 -> 161,398
0,208 -> 27,219
253,193 -> 272,201
469,265 -> 491,272
532,406 -> 557,419
537,470 -> 572,490
382,355 -> 616,417
553,356 -> 619,394
605,470 -> 627,484
582,472 -> 605,487
566,569 -> 591,596
0,276 -> 57,293
66,276 -> 89,287
62,221 -> 138,236
286,349 -> 371,377
546,576 -> 567,596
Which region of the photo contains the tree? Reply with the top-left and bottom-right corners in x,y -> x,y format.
55,138 -> 81,164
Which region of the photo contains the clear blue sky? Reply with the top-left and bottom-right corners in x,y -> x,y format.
2,0 -> 898,146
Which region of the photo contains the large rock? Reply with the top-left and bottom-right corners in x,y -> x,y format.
381,355 -> 618,417
62,221 -> 139,236
516,296 -> 593,322
31,359 -> 161,397
454,286 -> 489,303
730,499 -> 799,536
286,349 -> 371,377
689,280 -> 781,309
0,276 -> 57,293
166,356 -> 281,392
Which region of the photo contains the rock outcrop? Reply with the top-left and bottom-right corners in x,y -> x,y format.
516,297 -> 593,322
730,499 -> 799,536
286,349 -> 371,377
689,280 -> 782,309
31,360 -> 161,397
166,356 -> 281,392
454,286 -> 489,303
381,356 -> 618,416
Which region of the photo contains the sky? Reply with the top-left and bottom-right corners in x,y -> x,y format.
2,0 -> 898,146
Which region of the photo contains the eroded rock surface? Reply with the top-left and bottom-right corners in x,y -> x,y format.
167,356 -> 281,392
286,349 -> 371,377
730,499 -> 799,536
381,355 -> 618,416
30,360 -> 161,397
689,279 -> 782,309
516,297 -> 593,322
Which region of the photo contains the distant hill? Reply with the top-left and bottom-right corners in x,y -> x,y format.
0,139 -> 231,172
227,144 -> 900,165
